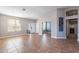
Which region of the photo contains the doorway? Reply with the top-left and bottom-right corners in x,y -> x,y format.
66,19 -> 78,40
42,21 -> 51,35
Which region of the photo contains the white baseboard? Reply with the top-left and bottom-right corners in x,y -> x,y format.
0,34 -> 27,39
56,37 -> 66,39
51,36 -> 66,39
51,36 -> 57,39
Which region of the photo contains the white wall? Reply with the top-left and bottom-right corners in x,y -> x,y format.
0,16 -> 1,35
51,9 -> 58,38
56,8 -> 66,39
51,8 -> 66,39
0,14 -> 36,37
36,19 -> 42,35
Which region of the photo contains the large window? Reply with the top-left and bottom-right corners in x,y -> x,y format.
8,19 -> 21,32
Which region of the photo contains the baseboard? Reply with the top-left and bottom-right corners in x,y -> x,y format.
51,36 -> 58,39
51,36 -> 66,39
56,37 -> 66,39
0,34 -> 27,39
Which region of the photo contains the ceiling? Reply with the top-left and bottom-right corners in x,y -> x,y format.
0,6 -> 68,20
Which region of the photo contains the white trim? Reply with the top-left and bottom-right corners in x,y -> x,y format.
39,33 -> 42,36
0,34 -> 27,39
51,35 -> 66,39
51,36 -> 57,39
56,37 -> 66,39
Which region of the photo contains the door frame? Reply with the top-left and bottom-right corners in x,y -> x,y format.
66,18 -> 78,39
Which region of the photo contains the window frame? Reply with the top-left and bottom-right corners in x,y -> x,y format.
8,19 -> 21,32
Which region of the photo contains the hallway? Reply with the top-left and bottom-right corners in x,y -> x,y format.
66,19 -> 78,41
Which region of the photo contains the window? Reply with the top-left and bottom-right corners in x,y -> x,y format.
8,19 -> 21,32
47,22 -> 51,32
